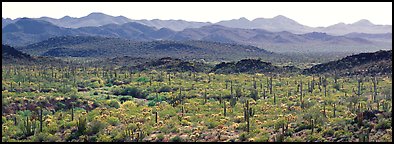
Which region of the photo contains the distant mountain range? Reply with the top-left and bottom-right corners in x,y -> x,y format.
3,12 -> 392,35
3,18 -> 391,53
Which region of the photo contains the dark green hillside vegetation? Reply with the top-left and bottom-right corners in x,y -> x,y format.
2,44 -> 65,66
211,59 -> 301,74
16,36 -> 281,62
304,50 -> 392,76
127,57 -> 212,73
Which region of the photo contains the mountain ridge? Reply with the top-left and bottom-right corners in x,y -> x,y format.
3,13 -> 391,35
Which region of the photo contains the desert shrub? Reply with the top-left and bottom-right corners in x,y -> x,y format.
255,133 -> 270,142
294,124 -> 312,132
136,77 -> 149,83
249,89 -> 258,100
147,101 -> 156,107
118,96 -> 133,103
107,100 -> 120,109
158,85 -> 172,93
121,86 -> 147,99
206,121 -> 219,129
322,129 -> 334,137
239,132 -> 250,141
170,136 -> 183,142
157,134 -> 165,142
107,117 -> 120,126
97,134 -> 112,142
306,133 -> 324,142
88,81 -> 102,89
87,120 -> 106,135
32,133 -> 59,142
376,119 -> 391,130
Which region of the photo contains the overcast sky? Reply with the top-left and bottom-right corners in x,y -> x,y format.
2,2 -> 392,27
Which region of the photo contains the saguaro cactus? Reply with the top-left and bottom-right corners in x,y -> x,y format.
22,116 -> 36,137
223,101 -> 227,117
311,119 -> 315,134
71,103 -> 74,121
373,77 -> 378,102
245,100 -> 250,132
333,103 -> 336,118
300,80 -> 303,101
269,76 -> 273,94
274,93 -> 276,105
204,88 -> 207,104
253,77 -> 257,89
39,106 -> 43,132
155,111 -> 158,124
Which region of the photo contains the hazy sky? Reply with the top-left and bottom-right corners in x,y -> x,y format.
2,2 -> 392,27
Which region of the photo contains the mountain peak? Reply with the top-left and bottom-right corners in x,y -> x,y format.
353,19 -> 374,26
238,17 -> 249,21
86,12 -> 111,18
272,15 -> 290,20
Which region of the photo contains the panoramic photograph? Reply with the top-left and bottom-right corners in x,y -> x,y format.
1,2 -> 392,142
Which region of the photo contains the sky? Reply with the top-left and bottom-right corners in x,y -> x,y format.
2,2 -> 392,27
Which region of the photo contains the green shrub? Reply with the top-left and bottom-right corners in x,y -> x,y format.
148,101 -> 156,107
206,121 -> 219,129
158,85 -> 172,93
170,136 -> 183,142
107,100 -> 120,109
157,134 -> 165,142
294,124 -> 312,132
376,119 -> 391,130
239,132 -> 250,141
119,86 -> 147,99
136,77 -> 149,83
87,120 -> 106,135
107,117 -> 120,126
322,129 -> 334,137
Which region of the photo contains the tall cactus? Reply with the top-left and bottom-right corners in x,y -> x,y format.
273,93 -> 276,105
311,119 -> 315,134
77,116 -> 87,135
373,77 -> 377,102
39,106 -> 43,132
155,111 -> 158,124
333,103 -> 336,118
300,80 -> 303,101
223,101 -> 227,117
168,73 -> 171,85
323,102 -> 326,117
22,116 -> 36,137
269,76 -> 273,94
357,78 -> 362,97
245,100 -> 250,133
253,77 -> 257,89
71,103 -> 74,121
13,115 -> 17,126
230,80 -> 233,96
204,88 -> 207,104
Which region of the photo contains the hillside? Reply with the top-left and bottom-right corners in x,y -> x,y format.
304,50 -> 392,76
210,59 -> 301,74
17,36 -> 277,62
128,57 -> 212,72
2,44 -> 32,60
2,44 -> 65,65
